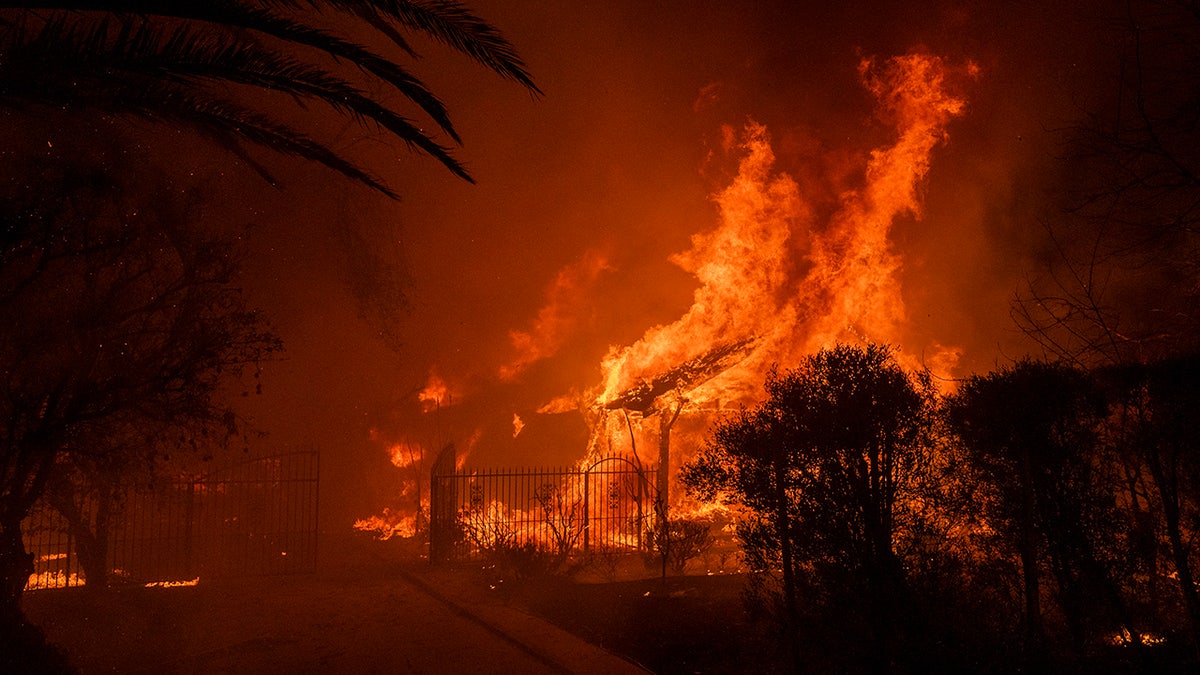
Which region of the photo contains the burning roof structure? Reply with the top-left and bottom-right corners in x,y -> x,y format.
601,337 -> 757,413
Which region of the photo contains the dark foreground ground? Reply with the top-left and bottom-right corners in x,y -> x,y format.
513,574 -> 788,674
21,537 -> 789,674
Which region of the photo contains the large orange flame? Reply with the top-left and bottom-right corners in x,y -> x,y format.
796,54 -> 970,357
595,53 -> 972,416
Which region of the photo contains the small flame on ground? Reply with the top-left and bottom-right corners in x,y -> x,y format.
144,577 -> 200,588
25,570 -> 82,590
354,508 -> 419,540
26,571 -> 201,590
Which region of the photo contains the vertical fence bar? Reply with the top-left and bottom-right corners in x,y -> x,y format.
22,450 -> 320,591
422,455 -> 652,563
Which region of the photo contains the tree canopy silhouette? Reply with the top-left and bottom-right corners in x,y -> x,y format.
682,343 -> 936,671
0,148 -> 280,669
1014,1 -> 1200,366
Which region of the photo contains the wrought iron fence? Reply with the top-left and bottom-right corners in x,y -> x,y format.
429,450 -> 656,563
23,450 -> 319,590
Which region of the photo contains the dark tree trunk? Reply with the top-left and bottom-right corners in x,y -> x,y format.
0,451 -> 53,633
0,508 -> 71,674
48,485 -> 113,592
0,510 -> 33,633
773,456 -> 801,672
1018,447 -> 1044,660
1144,444 -> 1200,656
864,446 -> 892,674
1160,483 -> 1200,654
656,398 -> 683,521
75,500 -> 111,592
655,400 -> 683,582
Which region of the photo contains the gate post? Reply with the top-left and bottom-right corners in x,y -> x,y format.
429,443 -> 456,564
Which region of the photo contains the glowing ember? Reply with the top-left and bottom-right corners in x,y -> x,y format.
512,413 -> 525,438
1108,629 -> 1167,647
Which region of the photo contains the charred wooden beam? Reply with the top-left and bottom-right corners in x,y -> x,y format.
603,336 -> 756,412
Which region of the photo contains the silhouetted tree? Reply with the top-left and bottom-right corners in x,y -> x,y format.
945,359 -> 1138,664
682,343 -> 936,671
0,157 -> 279,665
0,2 -> 540,664
1015,1 -> 1200,366
1102,355 -> 1200,656
0,1 -> 540,198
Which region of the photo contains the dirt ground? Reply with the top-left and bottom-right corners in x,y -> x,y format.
19,535 -> 794,674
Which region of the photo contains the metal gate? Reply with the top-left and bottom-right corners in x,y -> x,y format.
23,450 -> 319,589
429,450 -> 654,563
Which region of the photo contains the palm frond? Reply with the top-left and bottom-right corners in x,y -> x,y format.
269,0 -> 542,94
5,0 -> 466,142
0,18 -> 402,197
146,23 -> 472,180
380,0 -> 541,94
0,1 -> 539,196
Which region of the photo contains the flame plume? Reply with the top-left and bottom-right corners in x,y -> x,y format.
596,53 -> 972,417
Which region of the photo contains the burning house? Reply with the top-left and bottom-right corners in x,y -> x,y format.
358,52 -> 975,558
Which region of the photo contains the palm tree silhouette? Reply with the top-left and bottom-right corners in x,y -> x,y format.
0,1 -> 541,198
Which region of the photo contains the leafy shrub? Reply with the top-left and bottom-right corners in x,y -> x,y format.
645,517 -> 713,575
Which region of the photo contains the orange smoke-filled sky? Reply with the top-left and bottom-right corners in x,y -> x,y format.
194,0 -> 1123,523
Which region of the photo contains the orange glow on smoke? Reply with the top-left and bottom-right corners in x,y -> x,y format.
500,249 -> 611,381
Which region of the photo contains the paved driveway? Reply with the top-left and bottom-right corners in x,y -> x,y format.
23,558 -> 647,674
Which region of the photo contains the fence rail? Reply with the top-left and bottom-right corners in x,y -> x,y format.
429,452 -> 656,563
23,450 -> 319,590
